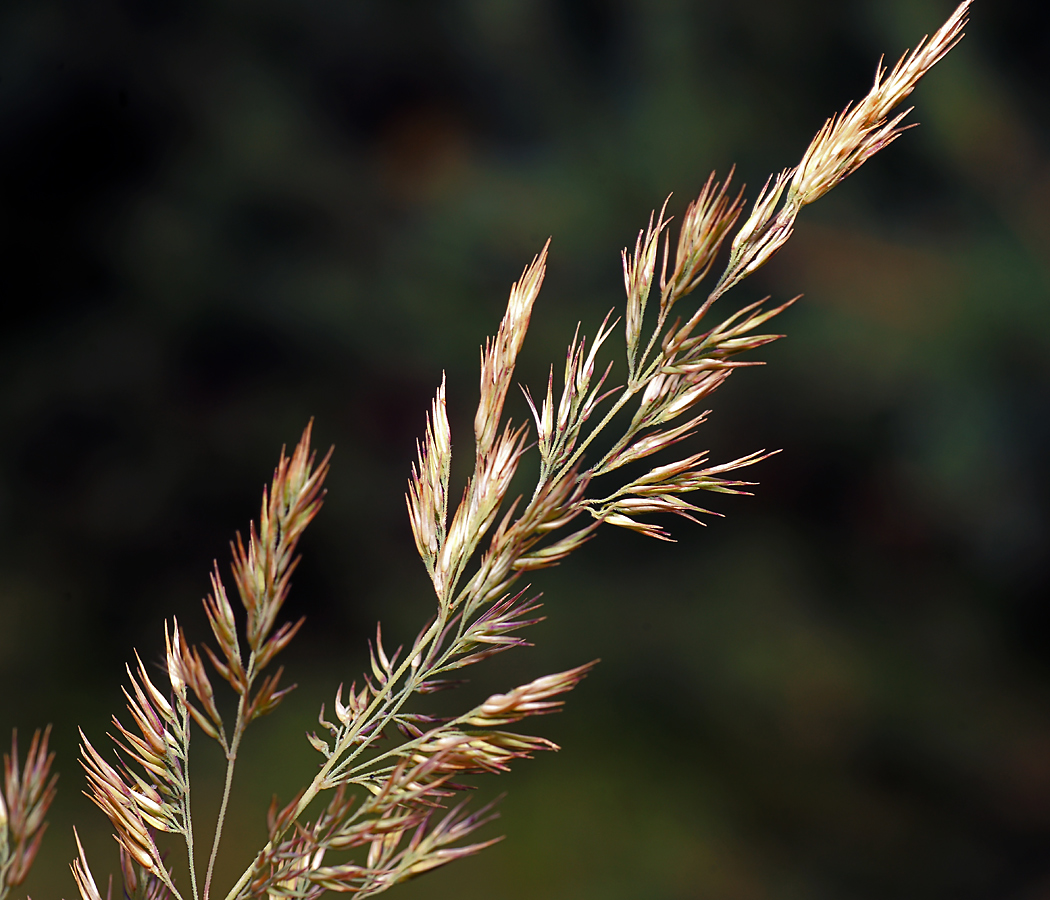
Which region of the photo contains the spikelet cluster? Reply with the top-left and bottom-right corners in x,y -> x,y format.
717,1 -> 969,294
79,650 -> 187,875
74,426 -> 331,900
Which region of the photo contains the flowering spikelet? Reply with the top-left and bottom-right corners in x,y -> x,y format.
79,653 -> 185,876
716,1 -> 969,293
303,800 -> 502,896
426,247 -> 549,602
406,376 -> 452,582
70,830 -> 105,900
623,202 -> 670,374
120,844 -> 176,900
71,833 -> 174,900
231,422 -> 331,655
790,1 -> 970,206
72,424 -> 332,900
475,243 -> 548,459
663,169 -> 745,307
722,168 -> 796,289
465,663 -> 597,727
168,621 -> 224,744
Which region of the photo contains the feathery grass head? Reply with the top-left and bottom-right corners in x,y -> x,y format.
56,6 -> 970,899
791,1 -> 969,207
718,1 -> 970,294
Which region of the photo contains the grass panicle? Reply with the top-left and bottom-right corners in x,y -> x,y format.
0,4 -> 971,897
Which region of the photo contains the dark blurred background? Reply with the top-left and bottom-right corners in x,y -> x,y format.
2,0 -> 1050,897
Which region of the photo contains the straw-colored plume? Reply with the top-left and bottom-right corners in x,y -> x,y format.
791,0 -> 970,206
43,6 -> 972,900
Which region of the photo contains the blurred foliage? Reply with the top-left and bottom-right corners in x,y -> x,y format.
1,0 -> 1049,897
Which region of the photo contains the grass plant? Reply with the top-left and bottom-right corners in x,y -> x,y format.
0,3 -> 970,897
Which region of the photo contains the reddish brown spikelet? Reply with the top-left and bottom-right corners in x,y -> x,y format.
71,830 -> 105,900
1,727 -> 58,887
79,731 -> 164,873
202,564 -> 246,692
475,242 -> 548,459
168,621 -> 225,743
230,421 -> 331,654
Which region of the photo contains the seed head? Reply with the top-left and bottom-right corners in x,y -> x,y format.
790,1 -> 970,206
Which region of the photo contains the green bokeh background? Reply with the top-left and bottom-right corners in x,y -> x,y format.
2,0 -> 1050,897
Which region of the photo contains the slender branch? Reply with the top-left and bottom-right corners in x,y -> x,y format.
181,705 -> 201,900
549,388 -> 636,490
202,688 -> 248,900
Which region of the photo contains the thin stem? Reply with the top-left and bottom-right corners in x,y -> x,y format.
181,705 -> 201,900
550,388 -> 636,489
203,643 -> 263,900
635,298 -> 672,379
203,712 -> 246,900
